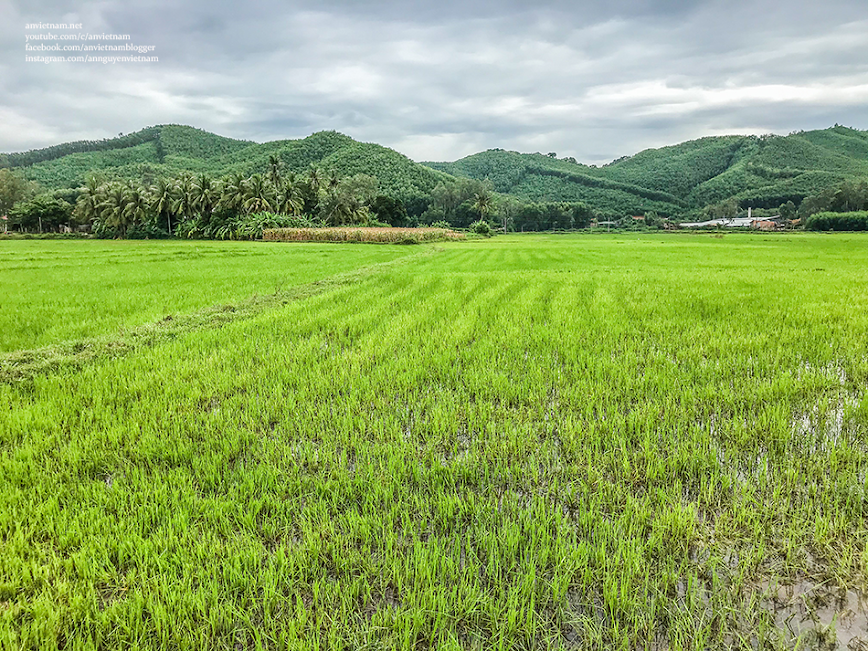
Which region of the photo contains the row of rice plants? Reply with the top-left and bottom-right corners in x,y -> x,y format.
1,234 -> 867,649
0,239 -> 412,352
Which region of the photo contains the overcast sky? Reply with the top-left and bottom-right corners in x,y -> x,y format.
2,0 -> 867,163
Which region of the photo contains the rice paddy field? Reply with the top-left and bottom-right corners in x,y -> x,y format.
0,240 -> 412,353
1,233 -> 867,650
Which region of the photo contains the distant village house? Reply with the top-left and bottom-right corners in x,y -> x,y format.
678,208 -> 783,230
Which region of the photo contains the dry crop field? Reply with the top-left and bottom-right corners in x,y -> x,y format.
262,227 -> 465,244
1,233 -> 867,650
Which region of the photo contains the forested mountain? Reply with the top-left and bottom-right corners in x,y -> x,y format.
0,125 -> 453,203
424,126 -> 868,215
2,124 -> 866,220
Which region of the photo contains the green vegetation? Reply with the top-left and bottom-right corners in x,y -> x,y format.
7,195 -> 72,233
7,167 -> 424,240
796,178 -> 867,220
0,240 -> 411,352
1,234 -> 867,649
806,210 -> 868,231
426,149 -> 687,217
2,126 -> 449,206
3,124 -> 867,233
0,127 -> 170,169
2,151 -> 461,239
426,126 -> 868,218
469,219 -> 493,236
0,169 -> 39,217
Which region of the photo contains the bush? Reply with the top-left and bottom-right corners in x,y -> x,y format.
126,223 -> 170,239
369,195 -> 408,226
430,220 -> 451,230
470,220 -> 493,236
805,211 -> 868,231
235,212 -> 315,240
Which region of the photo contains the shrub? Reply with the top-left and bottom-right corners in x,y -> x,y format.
805,211 -> 868,231
235,212 -> 315,240
470,220 -> 493,236
430,220 -> 451,230
369,195 -> 408,226
126,223 -> 170,239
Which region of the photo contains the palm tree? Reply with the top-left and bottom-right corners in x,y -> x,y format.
151,177 -> 175,235
242,174 -> 275,214
171,174 -> 196,223
326,173 -> 340,193
306,166 -> 323,195
267,154 -> 283,188
192,173 -> 217,222
98,183 -> 130,237
73,175 -> 102,229
277,174 -> 303,215
299,167 -> 326,216
319,180 -> 369,226
218,172 -> 245,214
472,190 -> 495,224
122,183 -> 152,231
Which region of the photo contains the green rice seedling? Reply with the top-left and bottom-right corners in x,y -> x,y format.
0,239 -> 413,352
0,232 -> 867,649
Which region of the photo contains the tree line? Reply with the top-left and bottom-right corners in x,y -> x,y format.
0,127 -> 162,169
4,156 -> 418,238
4,156 -> 597,237
8,156 -> 862,237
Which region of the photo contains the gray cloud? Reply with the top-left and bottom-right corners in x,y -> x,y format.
1,0 -> 867,163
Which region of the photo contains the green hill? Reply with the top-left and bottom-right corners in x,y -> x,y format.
3,124 -> 866,218
425,126 -> 868,215
1,125 -> 453,202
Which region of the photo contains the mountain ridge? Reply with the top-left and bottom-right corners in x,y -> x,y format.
0,125 -> 453,204
3,124 -> 866,216
423,126 -> 868,213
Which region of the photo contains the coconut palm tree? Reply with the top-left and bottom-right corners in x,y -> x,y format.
171,174 -> 196,223
242,174 -> 275,214
299,167 -> 326,216
306,166 -> 323,195
98,183 -> 130,237
219,171 -> 246,214
277,173 -> 303,215
192,173 -> 217,222
267,154 -> 283,188
472,190 -> 495,223
122,183 -> 152,231
150,177 -> 175,235
326,173 -> 340,193
319,179 -> 369,226
73,175 -> 102,229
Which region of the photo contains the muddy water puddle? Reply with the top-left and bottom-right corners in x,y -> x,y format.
758,580 -> 867,649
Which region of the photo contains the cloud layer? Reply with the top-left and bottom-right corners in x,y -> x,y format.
2,0 -> 867,162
